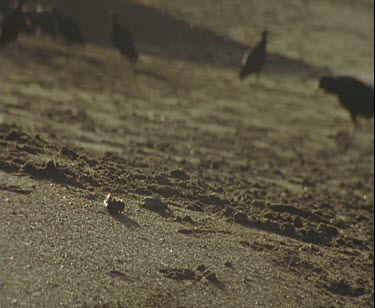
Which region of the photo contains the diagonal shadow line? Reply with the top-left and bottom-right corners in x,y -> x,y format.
134,68 -> 170,82
0,184 -> 32,195
111,212 -> 141,229
236,218 -> 333,247
58,0 -> 328,78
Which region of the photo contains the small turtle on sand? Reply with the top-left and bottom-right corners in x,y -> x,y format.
104,193 -> 125,215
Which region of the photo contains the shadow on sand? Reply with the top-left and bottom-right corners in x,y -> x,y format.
111,212 -> 141,229
59,0 -> 327,78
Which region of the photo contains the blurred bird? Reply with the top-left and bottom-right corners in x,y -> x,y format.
111,13 -> 139,64
240,30 -> 268,81
27,7 -> 57,38
52,7 -> 84,44
0,0 -> 29,48
319,76 -> 374,126
0,0 -> 12,14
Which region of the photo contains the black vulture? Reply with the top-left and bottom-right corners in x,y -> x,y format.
240,30 -> 268,81
111,13 -> 139,64
0,0 -> 12,14
319,76 -> 374,125
0,0 -> 28,47
52,7 -> 84,44
27,8 -> 57,38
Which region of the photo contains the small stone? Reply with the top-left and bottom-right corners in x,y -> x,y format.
233,211 -> 249,224
365,252 -> 373,261
196,264 -> 207,272
204,272 -> 219,283
170,169 -> 190,181
141,197 -> 168,212
243,277 -> 252,284
155,175 -> 171,185
182,215 -> 194,223
59,146 -> 79,160
5,130 -> 24,142
176,215 -> 194,223
104,194 -> 125,215
293,216 -> 303,228
317,223 -> 339,236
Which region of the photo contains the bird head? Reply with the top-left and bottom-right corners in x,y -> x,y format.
319,76 -> 336,93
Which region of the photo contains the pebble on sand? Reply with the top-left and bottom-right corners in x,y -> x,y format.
170,169 -> 190,181
141,197 -> 168,213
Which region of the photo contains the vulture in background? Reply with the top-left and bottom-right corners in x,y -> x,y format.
240,30 -> 268,81
0,0 -> 29,47
111,13 -> 139,64
27,6 -> 57,38
52,7 -> 84,44
319,76 -> 374,126
0,0 -> 12,14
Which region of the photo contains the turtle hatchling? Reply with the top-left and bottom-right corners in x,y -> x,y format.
104,193 -> 125,215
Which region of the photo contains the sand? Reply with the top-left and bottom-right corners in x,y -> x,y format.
0,0 -> 374,307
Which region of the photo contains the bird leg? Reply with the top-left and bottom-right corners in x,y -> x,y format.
255,73 -> 260,84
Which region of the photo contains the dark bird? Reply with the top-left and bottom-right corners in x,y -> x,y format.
319,76 -> 374,125
0,0 -> 12,14
27,8 -> 57,38
0,0 -> 29,48
52,7 -> 84,44
240,30 -> 268,81
111,13 -> 139,64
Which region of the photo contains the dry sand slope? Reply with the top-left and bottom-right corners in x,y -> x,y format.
0,0 -> 374,307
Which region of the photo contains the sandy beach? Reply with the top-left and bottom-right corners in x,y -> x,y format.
0,0 -> 374,306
